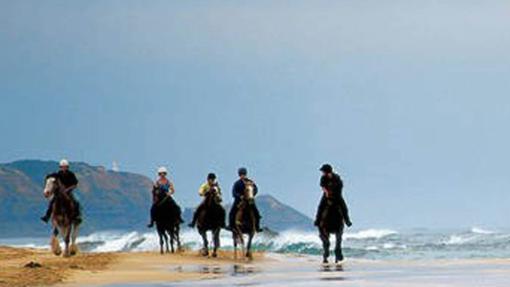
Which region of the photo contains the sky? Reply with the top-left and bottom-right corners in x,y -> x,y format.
1,0 -> 509,229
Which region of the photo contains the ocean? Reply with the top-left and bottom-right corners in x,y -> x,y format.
2,227 -> 509,261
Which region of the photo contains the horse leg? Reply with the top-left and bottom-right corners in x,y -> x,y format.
246,232 -> 254,260
200,230 -> 209,257
158,229 -> 165,255
63,225 -> 71,258
175,226 -> 182,252
69,224 -> 80,256
335,230 -> 344,263
169,230 -> 175,254
239,233 -> 245,260
51,227 -> 62,256
212,228 -> 220,258
165,230 -> 171,253
319,228 -> 330,263
233,233 -> 238,260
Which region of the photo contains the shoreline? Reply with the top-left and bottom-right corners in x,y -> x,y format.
1,246 -> 510,287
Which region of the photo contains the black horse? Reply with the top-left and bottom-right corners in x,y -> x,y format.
231,186 -> 257,260
195,191 -> 226,257
317,199 -> 345,264
151,187 -> 182,254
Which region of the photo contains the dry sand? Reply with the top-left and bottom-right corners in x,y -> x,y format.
0,246 -> 263,287
2,246 -> 510,287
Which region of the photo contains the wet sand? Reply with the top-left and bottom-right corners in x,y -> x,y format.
1,246 -> 510,287
139,255 -> 510,287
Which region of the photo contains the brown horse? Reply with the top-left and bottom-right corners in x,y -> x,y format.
231,184 -> 257,260
317,199 -> 345,264
43,174 -> 80,257
196,190 -> 226,257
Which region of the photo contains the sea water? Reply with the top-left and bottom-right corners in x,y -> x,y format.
2,227 -> 509,260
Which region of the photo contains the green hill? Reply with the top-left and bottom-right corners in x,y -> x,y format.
0,160 -> 313,237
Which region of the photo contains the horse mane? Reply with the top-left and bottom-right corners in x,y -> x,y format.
45,172 -> 59,180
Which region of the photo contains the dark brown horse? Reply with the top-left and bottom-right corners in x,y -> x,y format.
43,174 -> 80,257
195,191 -> 226,257
152,187 -> 182,254
231,184 -> 257,260
317,199 -> 345,264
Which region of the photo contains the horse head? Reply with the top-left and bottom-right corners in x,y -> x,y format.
43,174 -> 60,199
243,181 -> 255,201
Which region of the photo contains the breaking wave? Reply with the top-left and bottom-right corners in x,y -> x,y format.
4,227 -> 510,260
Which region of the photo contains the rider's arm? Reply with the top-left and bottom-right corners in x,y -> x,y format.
232,181 -> 241,199
253,182 -> 258,196
320,176 -> 330,197
198,183 -> 207,196
169,182 -> 175,195
64,184 -> 78,193
65,173 -> 79,193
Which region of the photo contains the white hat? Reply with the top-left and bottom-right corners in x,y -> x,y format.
157,166 -> 168,174
59,159 -> 70,167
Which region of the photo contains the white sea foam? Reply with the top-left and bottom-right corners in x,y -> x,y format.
344,229 -> 398,240
470,227 -> 496,235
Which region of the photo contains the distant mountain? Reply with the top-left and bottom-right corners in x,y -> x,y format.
0,160 -> 313,237
183,194 -> 314,232
0,160 -> 153,237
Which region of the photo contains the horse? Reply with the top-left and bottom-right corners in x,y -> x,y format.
195,190 -> 226,257
43,174 -> 80,257
151,187 -> 182,254
317,198 -> 345,264
231,184 -> 257,260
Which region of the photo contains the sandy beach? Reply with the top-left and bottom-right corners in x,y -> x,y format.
0,246 -> 262,287
1,246 -> 510,287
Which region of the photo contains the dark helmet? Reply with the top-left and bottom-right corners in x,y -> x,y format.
320,164 -> 333,173
207,173 -> 216,180
238,167 -> 248,176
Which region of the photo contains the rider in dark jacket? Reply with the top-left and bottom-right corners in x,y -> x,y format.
314,164 -> 352,227
228,167 -> 263,232
41,159 -> 82,224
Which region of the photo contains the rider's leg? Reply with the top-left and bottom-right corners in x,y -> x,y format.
189,202 -> 205,228
68,193 -> 82,224
314,196 -> 327,226
170,197 -> 185,223
41,197 -> 55,223
339,196 -> 352,227
227,205 -> 238,230
147,204 -> 156,228
252,204 -> 263,232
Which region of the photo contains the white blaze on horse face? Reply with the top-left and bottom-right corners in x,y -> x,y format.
246,185 -> 254,199
44,177 -> 56,198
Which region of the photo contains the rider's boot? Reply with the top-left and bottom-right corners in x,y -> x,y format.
147,221 -> 154,228
40,215 -> 50,223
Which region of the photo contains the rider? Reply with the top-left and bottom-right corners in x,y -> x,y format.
314,164 -> 352,227
147,166 -> 184,228
228,167 -> 263,232
188,173 -> 225,228
41,159 -> 82,224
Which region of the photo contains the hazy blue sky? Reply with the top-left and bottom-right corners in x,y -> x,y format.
1,1 -> 509,228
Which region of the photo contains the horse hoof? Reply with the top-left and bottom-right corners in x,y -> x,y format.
69,244 -> 78,256
212,252 -> 218,258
